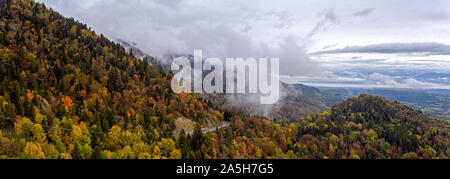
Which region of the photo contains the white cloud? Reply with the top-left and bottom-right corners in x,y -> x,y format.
403,78 -> 434,88
364,73 -> 442,88
368,72 -> 395,81
35,0 -> 450,89
37,0 -> 324,77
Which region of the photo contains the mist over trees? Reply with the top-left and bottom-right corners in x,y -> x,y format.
0,0 -> 448,159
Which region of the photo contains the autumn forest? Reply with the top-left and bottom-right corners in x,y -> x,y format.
0,0 -> 449,159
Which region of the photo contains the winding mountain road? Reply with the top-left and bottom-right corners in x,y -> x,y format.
185,121 -> 231,135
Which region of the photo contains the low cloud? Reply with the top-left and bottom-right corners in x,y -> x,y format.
368,73 -> 397,81
294,71 -> 449,89
352,8 -> 374,17
368,73 -> 401,86
322,43 -> 338,49
367,73 -> 436,89
313,42 -> 450,55
403,78 -> 434,88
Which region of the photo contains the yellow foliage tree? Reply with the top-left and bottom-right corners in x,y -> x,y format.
157,138 -> 177,158
105,126 -> 123,151
152,145 -> 161,159
24,142 -> 46,159
71,125 -> 83,144
31,124 -> 46,143
169,149 -> 182,159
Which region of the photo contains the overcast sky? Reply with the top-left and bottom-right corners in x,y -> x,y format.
36,0 -> 450,89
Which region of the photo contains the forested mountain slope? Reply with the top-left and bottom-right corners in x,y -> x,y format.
0,0 -> 448,159
0,0 -> 223,158
213,94 -> 449,159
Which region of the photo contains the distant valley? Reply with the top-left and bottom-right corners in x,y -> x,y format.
308,86 -> 450,121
